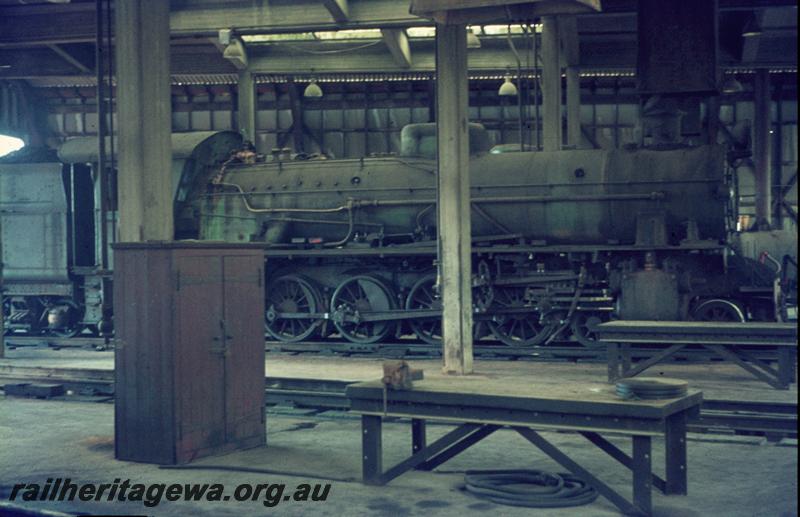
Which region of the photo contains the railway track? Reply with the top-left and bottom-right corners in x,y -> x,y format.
2,335 -> 782,364
0,364 -> 795,439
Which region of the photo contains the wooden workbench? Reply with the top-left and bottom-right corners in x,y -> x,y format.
347,377 -> 702,516
597,320 -> 798,389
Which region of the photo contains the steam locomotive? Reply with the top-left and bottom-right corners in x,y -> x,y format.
195,123 -> 778,346
1,124 -> 779,346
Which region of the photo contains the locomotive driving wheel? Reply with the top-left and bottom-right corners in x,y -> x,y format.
406,275 -> 442,345
330,275 -> 397,344
691,299 -> 746,322
569,312 -> 607,348
487,286 -> 555,347
265,275 -> 324,342
46,298 -> 84,338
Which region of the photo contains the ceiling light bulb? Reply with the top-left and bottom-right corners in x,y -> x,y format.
498,75 -> 518,96
721,77 -> 744,94
303,80 -> 323,98
742,17 -> 762,37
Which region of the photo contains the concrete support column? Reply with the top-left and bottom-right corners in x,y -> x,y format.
238,69 -> 256,144
541,16 -> 562,152
1,233 -> 4,357
115,0 -> 173,242
753,69 -> 771,230
560,16 -> 581,149
566,67 -> 581,148
435,24 -> 473,375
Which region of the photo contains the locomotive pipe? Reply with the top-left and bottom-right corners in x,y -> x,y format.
216,187 -> 667,214
205,178 -> 716,198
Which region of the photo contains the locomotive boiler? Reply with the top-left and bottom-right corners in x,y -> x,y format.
192,123 -> 773,347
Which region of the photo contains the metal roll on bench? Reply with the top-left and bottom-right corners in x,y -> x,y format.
615,377 -> 689,400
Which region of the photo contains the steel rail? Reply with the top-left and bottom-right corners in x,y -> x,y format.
1,336 -> 784,364
0,366 -> 795,439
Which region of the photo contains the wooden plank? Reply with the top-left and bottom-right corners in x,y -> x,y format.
351,405 -> 666,435
346,378 -> 703,419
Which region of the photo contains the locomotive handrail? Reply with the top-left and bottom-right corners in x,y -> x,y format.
212,183 -> 668,215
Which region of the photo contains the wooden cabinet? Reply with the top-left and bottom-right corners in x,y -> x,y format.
113,242 -> 265,464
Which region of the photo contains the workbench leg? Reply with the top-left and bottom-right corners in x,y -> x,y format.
412,419 -> 427,465
621,344 -> 632,376
632,435 -> 652,515
664,411 -> 688,495
362,415 -> 383,485
777,347 -> 796,388
608,343 -> 620,382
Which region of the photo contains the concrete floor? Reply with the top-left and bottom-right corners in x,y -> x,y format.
0,347 -> 797,516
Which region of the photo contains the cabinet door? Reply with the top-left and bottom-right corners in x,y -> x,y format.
175,254 -> 226,460
222,254 -> 265,444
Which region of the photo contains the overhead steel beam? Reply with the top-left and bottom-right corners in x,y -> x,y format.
410,0 -> 600,23
1,0 -> 796,48
170,0 -> 422,37
322,0 -> 349,23
47,44 -> 92,73
381,29 -> 412,68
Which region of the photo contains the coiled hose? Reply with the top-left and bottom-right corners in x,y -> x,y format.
464,469 -> 598,508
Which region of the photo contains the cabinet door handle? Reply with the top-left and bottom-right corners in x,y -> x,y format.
211,319 -> 232,355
